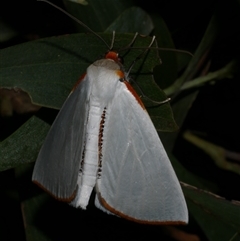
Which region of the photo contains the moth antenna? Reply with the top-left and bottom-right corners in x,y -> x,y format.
119,32 -> 139,51
37,0 -> 110,50
109,31 -> 115,50
128,46 -> 193,57
142,93 -> 171,105
124,36 -> 170,105
154,48 -> 193,57
126,35 -> 156,77
129,76 -> 171,105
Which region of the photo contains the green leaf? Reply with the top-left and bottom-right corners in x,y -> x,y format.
64,0 -> 154,35
0,116 -> 50,171
182,183 -> 240,241
63,0 -> 134,32
105,7 -> 154,35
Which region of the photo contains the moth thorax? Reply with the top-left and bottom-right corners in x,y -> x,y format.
88,59 -> 123,103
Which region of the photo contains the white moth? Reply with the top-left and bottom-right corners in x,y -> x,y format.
33,0 -> 188,225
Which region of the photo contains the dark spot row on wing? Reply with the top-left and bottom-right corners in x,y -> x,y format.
98,107 -> 107,178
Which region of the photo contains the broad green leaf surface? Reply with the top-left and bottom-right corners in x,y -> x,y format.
182,183 -> 240,241
64,1 -> 153,35
63,0 -> 134,32
105,7 -> 154,35
0,116 -> 50,171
